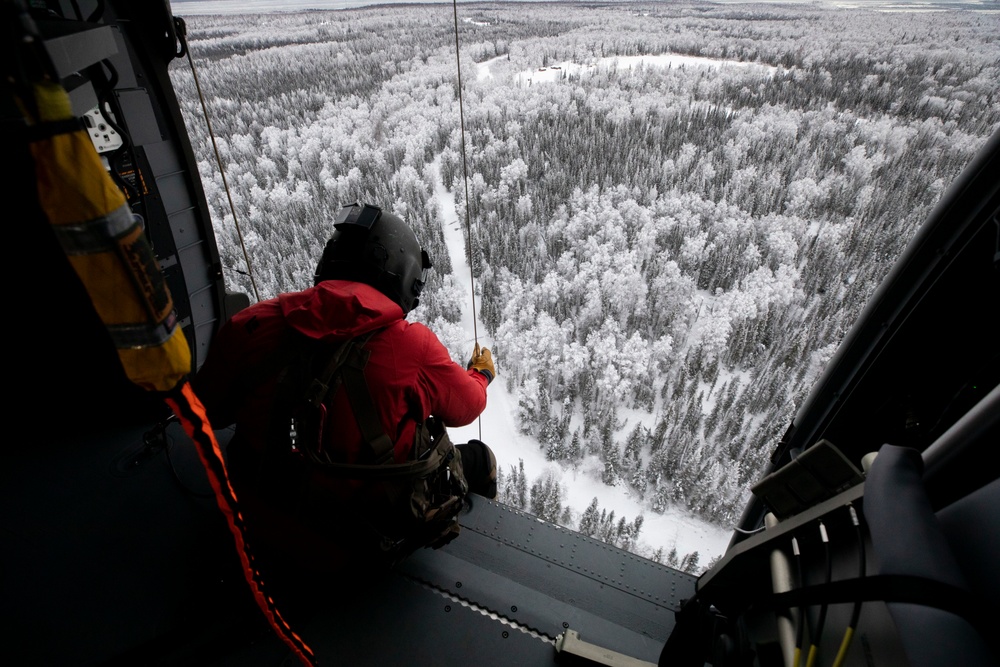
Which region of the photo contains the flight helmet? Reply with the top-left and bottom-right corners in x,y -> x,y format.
314,202 -> 432,313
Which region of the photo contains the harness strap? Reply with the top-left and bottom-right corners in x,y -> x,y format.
247,325 -> 446,482
341,340 -> 396,464
310,432 -> 449,479
301,336 -> 354,410
293,329 -> 392,464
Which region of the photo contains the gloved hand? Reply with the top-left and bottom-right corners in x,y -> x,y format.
467,343 -> 495,384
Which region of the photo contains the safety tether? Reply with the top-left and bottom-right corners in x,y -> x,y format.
165,384 -> 317,667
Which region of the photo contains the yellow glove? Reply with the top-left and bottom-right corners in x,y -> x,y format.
468,344 -> 495,384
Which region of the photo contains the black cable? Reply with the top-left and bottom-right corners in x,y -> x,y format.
831,505 -> 866,667
148,416 -> 215,499
757,574 -> 994,636
805,521 -> 832,667
848,506 -> 865,628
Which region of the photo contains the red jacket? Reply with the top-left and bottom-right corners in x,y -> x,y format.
193,280 -> 488,463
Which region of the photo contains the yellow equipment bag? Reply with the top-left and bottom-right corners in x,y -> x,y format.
25,80 -> 190,392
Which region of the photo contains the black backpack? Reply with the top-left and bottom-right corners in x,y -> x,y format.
246,329 -> 469,568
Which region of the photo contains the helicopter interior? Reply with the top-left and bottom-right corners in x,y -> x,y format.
4,1 -> 998,666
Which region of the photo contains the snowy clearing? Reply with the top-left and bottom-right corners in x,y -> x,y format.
517,54 -> 778,87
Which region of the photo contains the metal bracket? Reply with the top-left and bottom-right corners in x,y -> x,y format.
554,629 -> 656,667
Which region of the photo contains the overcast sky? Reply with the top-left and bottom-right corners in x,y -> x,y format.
168,0 -> 992,17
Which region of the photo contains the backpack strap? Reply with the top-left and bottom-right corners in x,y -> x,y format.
289,329 -> 395,466
300,336 -> 355,412
339,337 -> 395,465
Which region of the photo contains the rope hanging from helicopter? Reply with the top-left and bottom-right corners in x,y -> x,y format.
176,17 -> 262,304
451,0 -> 484,440
451,0 -> 481,349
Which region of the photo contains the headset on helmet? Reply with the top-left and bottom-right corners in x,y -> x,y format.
314,202 -> 432,313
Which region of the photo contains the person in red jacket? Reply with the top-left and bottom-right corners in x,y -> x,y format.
193,202 -> 496,566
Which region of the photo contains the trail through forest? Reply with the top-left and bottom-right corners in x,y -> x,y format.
429,156 -> 733,564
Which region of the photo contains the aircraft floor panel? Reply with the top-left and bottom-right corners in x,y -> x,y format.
208,498 -> 692,666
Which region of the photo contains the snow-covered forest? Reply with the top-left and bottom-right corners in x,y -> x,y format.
168,1 -> 999,571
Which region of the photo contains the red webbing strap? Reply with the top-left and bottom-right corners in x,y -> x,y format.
165,381 -> 318,667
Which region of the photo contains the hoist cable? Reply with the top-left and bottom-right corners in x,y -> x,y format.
451,0 -> 482,440
451,0 -> 479,348
178,18 -> 261,303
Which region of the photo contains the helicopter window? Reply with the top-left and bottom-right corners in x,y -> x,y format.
168,1 -> 999,574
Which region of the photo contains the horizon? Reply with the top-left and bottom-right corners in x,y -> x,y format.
168,0 -> 1000,14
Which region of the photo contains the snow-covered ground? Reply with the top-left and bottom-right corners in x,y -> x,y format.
515,54 -> 778,87
426,157 -> 733,568
477,54 -> 505,82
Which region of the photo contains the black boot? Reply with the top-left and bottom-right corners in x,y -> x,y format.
457,440 -> 497,499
